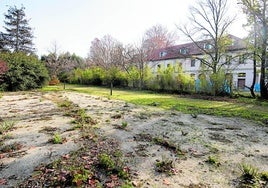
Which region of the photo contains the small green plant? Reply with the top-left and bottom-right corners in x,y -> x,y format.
121,121 -> 128,129
72,168 -> 90,186
239,163 -> 259,184
75,109 -> 96,126
98,153 -> 115,170
52,132 -> 63,144
0,120 -> 15,134
206,155 -> 221,166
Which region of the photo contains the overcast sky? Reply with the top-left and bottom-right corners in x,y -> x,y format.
0,0 -> 247,58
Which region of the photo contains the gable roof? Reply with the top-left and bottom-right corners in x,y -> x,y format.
148,35 -> 246,62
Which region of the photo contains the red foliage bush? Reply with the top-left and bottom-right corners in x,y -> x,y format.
49,76 -> 60,85
0,60 -> 8,81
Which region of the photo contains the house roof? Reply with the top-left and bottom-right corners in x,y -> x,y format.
148,35 -> 246,62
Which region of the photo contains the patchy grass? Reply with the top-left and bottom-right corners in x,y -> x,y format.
41,85 -> 268,124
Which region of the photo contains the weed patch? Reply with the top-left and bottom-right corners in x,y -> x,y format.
0,120 -> 15,134
20,137 -> 130,187
39,126 -> 59,135
155,158 -> 177,175
237,163 -> 267,187
49,132 -> 65,144
0,142 -> 23,153
205,155 -> 221,167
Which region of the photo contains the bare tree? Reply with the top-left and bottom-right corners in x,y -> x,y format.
89,35 -> 125,95
239,0 -> 268,99
179,0 -> 236,95
179,0 -> 236,73
42,42 -> 83,88
41,42 -> 61,77
131,42 -> 148,90
142,24 -> 178,58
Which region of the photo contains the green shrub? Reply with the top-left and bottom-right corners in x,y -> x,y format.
69,67 -> 105,85
0,52 -> 49,91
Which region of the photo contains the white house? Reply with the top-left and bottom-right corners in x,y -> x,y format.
147,35 -> 260,91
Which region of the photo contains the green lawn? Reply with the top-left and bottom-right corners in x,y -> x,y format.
41,84 -> 268,124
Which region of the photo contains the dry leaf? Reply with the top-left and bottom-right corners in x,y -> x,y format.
163,179 -> 170,185
0,179 -> 7,185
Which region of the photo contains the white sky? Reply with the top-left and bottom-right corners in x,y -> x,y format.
0,0 -> 248,58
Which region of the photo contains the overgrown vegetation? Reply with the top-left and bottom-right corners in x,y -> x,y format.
68,63 -> 195,94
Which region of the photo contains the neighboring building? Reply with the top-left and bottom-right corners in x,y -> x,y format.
147,35 -> 260,91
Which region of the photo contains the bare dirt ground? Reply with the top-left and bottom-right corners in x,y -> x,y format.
0,91 -> 268,187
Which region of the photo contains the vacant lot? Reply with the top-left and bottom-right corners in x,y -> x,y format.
0,90 -> 267,187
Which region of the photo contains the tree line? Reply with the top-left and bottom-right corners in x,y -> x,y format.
0,0 -> 268,99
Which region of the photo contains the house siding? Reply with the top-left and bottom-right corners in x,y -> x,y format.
148,49 -> 259,91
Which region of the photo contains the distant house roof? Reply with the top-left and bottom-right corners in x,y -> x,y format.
148,35 -> 246,62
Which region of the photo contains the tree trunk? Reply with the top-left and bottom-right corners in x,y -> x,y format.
249,51 -> 256,98
260,28 -> 268,99
260,7 -> 268,99
260,57 -> 268,99
110,81 -> 113,96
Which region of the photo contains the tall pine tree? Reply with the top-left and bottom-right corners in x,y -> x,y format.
2,6 -> 35,54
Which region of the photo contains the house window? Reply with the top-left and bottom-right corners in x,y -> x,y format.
239,54 -> 245,64
179,48 -> 188,54
191,59 -> 196,67
159,51 -> 167,57
238,73 -> 246,77
203,43 -> 212,50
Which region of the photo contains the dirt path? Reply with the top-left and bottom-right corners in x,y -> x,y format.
0,92 -> 80,187
0,91 -> 268,187
64,92 -> 268,187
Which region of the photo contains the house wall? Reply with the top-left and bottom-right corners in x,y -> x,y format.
148,50 -> 259,91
